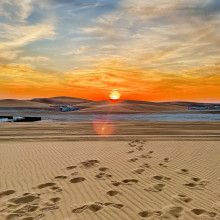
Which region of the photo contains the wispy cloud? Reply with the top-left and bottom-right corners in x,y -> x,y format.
63,45 -> 90,55
20,56 -> 50,62
0,23 -> 55,60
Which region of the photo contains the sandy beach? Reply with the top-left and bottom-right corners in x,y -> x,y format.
0,126 -> 220,220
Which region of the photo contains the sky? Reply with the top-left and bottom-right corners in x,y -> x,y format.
0,0 -> 220,102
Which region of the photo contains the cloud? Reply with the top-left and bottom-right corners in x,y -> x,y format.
64,46 -> 90,55
0,63 -> 62,87
78,0 -> 220,74
0,50 -> 22,60
0,0 -> 34,22
0,0 -> 55,62
1,59 -> 220,101
0,23 -> 55,60
74,46 -> 90,54
20,56 -> 50,62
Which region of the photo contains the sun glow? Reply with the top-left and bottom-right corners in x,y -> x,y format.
109,91 -> 121,100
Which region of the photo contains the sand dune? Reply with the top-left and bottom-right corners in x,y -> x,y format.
31,96 -> 93,105
0,99 -> 50,107
1,97 -> 219,113
0,140 -> 220,220
78,100 -> 186,113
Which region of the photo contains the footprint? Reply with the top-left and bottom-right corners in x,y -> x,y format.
79,160 -> 100,168
72,202 -> 103,213
191,177 -> 201,182
139,163 -> 150,168
139,154 -> 151,159
144,183 -> 166,192
50,186 -> 63,192
50,197 -> 61,203
128,139 -> 142,145
128,139 -> 146,148
104,202 -> 124,209
128,143 -> 136,147
176,168 -> 189,174
55,175 -> 67,180
3,192 -> 60,220
21,217 -> 35,220
183,177 -> 208,189
66,165 -> 77,170
191,208 -> 206,215
106,190 -> 120,196
33,213 -> 45,219
7,204 -> 39,217
88,203 -> 103,212
191,208 -> 217,217
172,194 -> 192,203
40,205 -> 59,212
138,211 -> 151,218
138,210 -> 161,218
95,173 -> 104,179
132,168 -> 145,174
95,172 -> 112,179
111,179 -> 138,186
72,205 -> 88,213
159,163 -> 167,168
6,213 -> 21,220
161,205 -> 183,218
122,179 -> 139,184
111,181 -> 122,186
0,190 -> 15,198
99,167 -> 108,172
136,145 -> 144,151
9,194 -> 40,204
72,202 -> 124,214
128,158 -> 138,162
70,177 -> 86,183
37,182 -> 56,189
127,150 -> 134,154
164,158 -> 169,162
184,183 -> 196,188
152,175 -> 171,181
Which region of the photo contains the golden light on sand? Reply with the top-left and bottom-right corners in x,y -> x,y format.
93,118 -> 115,136
109,91 -> 121,100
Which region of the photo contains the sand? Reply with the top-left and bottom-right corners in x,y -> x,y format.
0,139 -> 220,220
0,100 -> 49,108
0,98 -> 187,113
0,122 -> 220,142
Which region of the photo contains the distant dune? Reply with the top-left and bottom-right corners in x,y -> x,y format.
77,99 -> 186,113
0,99 -> 50,107
0,97 -> 219,113
30,96 -> 93,105
162,101 -> 220,108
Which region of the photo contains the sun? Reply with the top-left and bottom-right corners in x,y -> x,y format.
109,91 -> 121,100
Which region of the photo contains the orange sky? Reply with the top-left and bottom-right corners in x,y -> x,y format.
1,62 -> 220,102
0,0 -> 220,102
